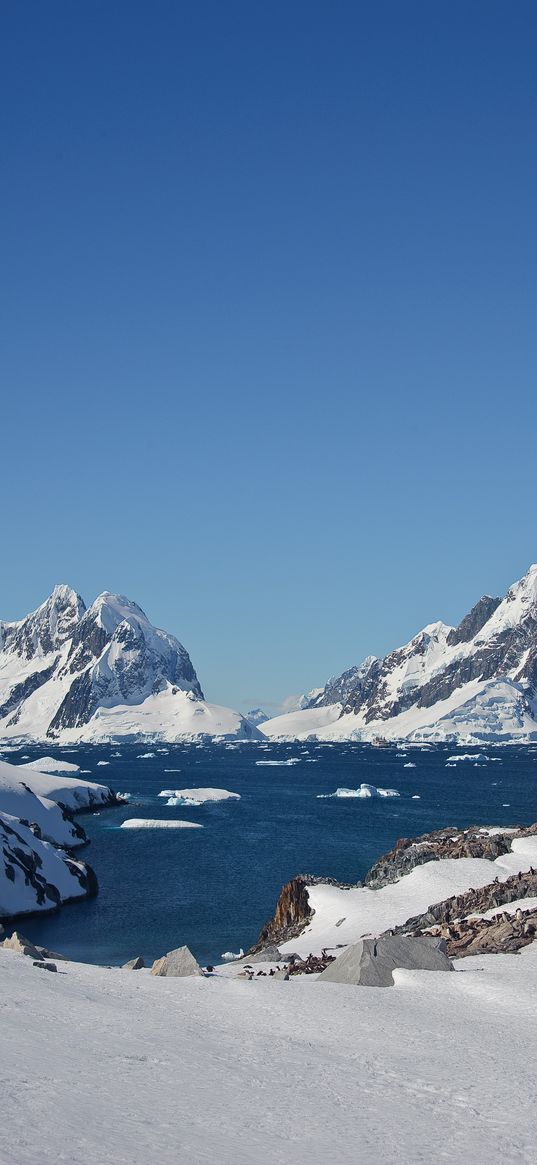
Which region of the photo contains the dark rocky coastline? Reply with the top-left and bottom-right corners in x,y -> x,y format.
252,821 -> 537,960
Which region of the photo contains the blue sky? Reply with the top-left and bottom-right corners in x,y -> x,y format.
2,2 -> 536,711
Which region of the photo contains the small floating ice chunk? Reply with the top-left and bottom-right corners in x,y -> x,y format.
97,760 -> 110,766
120,818 -> 203,829
137,752 -> 156,759
411,794 -> 421,800
403,762 -> 416,768
221,949 -> 244,961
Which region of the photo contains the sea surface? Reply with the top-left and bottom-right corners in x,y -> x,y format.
8,740 -> 537,966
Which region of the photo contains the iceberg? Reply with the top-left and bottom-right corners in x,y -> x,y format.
158,787 -> 240,805
318,784 -> 400,800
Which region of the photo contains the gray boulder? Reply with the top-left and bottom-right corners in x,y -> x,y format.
150,945 -> 204,978
122,956 -> 145,970
33,961 -> 57,972
248,945 -> 283,963
317,935 -> 453,987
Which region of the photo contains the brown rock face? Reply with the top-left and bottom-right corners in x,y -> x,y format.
250,873 -> 355,954
251,877 -> 313,952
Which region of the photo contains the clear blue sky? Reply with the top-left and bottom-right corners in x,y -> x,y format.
2,2 -> 536,712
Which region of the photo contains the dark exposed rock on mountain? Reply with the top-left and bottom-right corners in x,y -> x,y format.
308,657 -> 378,709
446,595 -> 502,646
0,812 -> 99,921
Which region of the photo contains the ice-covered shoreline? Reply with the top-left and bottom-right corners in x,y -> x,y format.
0,756 -> 126,924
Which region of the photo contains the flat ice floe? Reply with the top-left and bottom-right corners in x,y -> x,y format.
18,756 -> 81,774
318,784 -> 400,800
255,758 -> 301,766
120,818 -> 203,829
137,752 -> 156,759
158,787 -> 240,806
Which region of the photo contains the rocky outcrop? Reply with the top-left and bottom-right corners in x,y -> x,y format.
363,826 -> 518,890
122,956 -> 145,970
427,908 -> 537,959
388,864 -> 537,936
250,873 -> 355,954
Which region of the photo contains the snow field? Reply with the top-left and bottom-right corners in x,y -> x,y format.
2,941 -> 537,1164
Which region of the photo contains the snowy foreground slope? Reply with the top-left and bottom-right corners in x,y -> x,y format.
4,823 -> 537,1161
3,915 -> 537,1161
0,585 -> 260,742
0,757 -> 117,920
263,563 -> 537,742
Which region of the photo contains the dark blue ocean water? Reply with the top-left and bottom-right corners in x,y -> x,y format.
13,740 -> 537,967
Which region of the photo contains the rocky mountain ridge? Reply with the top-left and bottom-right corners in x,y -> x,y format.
263,563 -> 537,742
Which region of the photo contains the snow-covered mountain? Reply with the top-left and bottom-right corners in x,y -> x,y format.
0,586 -> 261,743
262,564 -> 537,743
246,708 -> 270,727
